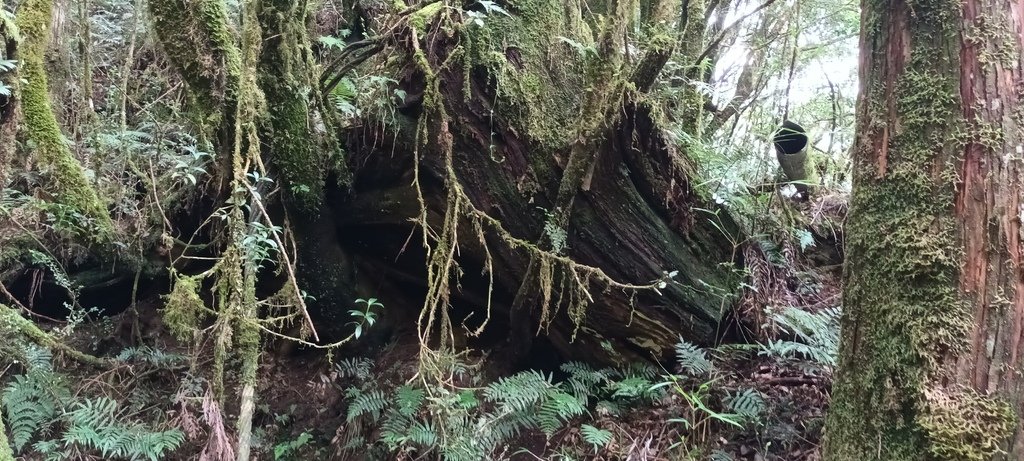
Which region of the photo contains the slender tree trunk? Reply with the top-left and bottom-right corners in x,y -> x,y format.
825,0 -> 1024,459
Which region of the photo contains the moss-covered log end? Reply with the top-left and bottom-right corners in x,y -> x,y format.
461,0 -> 593,149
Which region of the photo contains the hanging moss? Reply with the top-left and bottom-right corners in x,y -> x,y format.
16,0 -> 112,238
163,274 -> 207,341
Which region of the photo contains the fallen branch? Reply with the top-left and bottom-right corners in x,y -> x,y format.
0,303 -> 110,369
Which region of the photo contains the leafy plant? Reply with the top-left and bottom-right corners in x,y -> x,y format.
580,424 -> 612,451
61,397 -> 184,461
335,355 -> 669,460
168,145 -> 211,186
726,388 -> 766,424
349,298 -> 383,339
674,337 -> 713,377
653,377 -> 743,430
274,431 -> 313,460
464,0 -> 511,27
2,345 -> 184,460
3,372 -> 63,451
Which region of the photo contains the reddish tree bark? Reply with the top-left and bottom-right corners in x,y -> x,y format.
826,0 -> 1024,459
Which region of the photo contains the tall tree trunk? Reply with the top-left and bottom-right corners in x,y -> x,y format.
825,0 -> 1024,459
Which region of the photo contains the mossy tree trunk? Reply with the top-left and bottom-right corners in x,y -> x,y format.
15,0 -> 112,237
824,0 -> 1024,459
0,12 -> 17,186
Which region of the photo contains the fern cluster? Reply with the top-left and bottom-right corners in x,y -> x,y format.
334,357 -> 667,461
59,397 -> 184,461
762,306 -> 840,370
2,344 -> 185,460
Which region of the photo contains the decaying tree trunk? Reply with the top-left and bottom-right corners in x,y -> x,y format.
337,0 -> 744,364
147,0 -> 744,365
825,0 -> 1024,459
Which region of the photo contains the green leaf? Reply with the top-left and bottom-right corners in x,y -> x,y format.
317,35 -> 345,50
580,424 -> 612,451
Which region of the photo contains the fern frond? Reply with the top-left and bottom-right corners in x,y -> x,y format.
767,306 -> 840,367
405,419 -> 438,447
62,397 -> 185,461
560,361 -> 610,404
116,346 -> 186,368
537,390 -> 584,436
727,388 -> 765,423
484,370 -> 551,413
674,338 -> 713,377
335,357 -> 374,380
608,376 -> 653,399
346,390 -> 388,422
395,385 -> 424,417
2,373 -> 60,451
580,424 -> 612,451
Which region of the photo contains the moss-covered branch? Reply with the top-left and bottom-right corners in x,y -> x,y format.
15,0 -> 112,237
0,304 -> 110,368
630,0 -> 680,91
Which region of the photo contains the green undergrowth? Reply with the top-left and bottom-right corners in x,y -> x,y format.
1,343 -> 186,461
